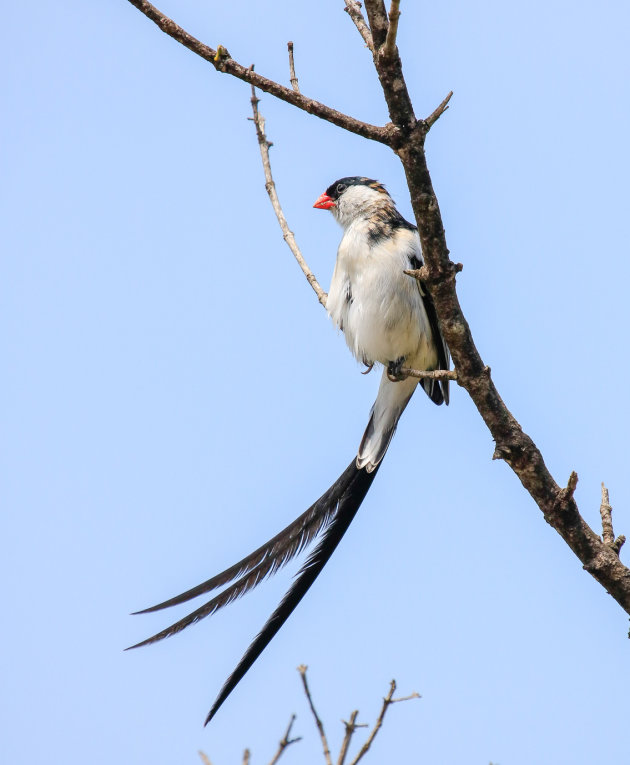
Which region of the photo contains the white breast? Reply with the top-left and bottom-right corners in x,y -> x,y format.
327,222 -> 437,371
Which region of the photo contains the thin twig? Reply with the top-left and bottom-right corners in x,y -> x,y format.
349,681 -> 420,765
337,710 -> 367,765
383,0 -> 401,57
344,1 -> 374,51
198,752 -> 212,765
242,749 -> 251,765
249,84 -> 327,307
287,42 -> 300,93
268,714 -> 302,765
425,91 -> 453,129
298,665 -> 333,765
400,367 -> 457,382
601,484 -> 615,545
126,0 -> 390,144
600,484 -> 626,555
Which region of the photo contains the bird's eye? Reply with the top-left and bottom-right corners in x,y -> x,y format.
336,183 -> 347,194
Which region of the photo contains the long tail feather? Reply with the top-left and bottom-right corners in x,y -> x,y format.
204,462 -> 379,725
132,460 -> 360,616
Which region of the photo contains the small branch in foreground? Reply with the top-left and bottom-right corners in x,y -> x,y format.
249,86 -> 327,307
344,1 -> 375,52
287,42 -> 300,93
268,715 -> 302,765
337,710 -> 367,765
298,665 -> 333,765
349,680 -> 420,765
600,484 -> 626,555
383,0 -> 401,57
198,752 -> 212,765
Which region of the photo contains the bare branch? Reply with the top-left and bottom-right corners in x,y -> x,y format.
126,0 -> 390,143
363,0 -> 389,49
268,714 -> 302,765
348,680 -> 420,765
425,91 -> 453,129
400,367 -> 457,382
249,85 -> 328,307
298,665 -> 333,765
383,0 -> 401,58
344,1 -> 374,52
361,0 -> 630,615
601,483 -> 615,545
600,484 -> 626,555
337,710 -> 367,765
287,42 -> 300,93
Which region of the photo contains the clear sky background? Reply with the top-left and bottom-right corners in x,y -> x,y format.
2,2 -> 630,763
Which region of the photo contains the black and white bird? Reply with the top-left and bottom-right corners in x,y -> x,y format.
129,176 -> 450,724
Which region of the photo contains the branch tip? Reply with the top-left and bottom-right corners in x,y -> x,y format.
287,41 -> 300,93
248,91 -> 327,307
600,483 -> 624,556
344,1 -> 375,52
383,0 -> 401,57
425,91 -> 454,129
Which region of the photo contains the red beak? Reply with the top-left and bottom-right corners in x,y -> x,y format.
313,193 -> 336,210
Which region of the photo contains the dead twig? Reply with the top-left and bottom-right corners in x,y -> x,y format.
287,42 -> 300,93
268,714 -> 302,765
600,484 -> 626,555
348,680 -> 420,765
249,84 -> 327,307
425,91 -> 453,129
298,665 -> 333,765
337,710 -> 368,765
383,0 -> 401,57
344,1 -> 375,52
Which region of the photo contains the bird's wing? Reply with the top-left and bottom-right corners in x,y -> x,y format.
409,253 -> 450,405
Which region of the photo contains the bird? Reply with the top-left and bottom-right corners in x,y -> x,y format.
128,176 -> 450,724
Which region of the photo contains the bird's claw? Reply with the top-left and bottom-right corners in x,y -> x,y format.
361,360 -> 374,375
386,357 -> 407,382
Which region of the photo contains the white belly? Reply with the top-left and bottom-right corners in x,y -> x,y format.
327,225 -> 437,371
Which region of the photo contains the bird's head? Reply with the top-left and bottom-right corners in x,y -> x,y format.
313,177 -> 393,228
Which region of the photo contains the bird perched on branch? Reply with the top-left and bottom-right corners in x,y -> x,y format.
128,176 -> 450,724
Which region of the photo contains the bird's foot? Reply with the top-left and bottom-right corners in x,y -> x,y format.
387,357 -> 407,382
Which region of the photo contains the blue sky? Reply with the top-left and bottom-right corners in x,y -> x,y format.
2,1 -> 630,763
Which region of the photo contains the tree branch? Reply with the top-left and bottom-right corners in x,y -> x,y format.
383,1 -> 401,57
348,680 -> 420,765
268,715 -> 302,765
362,0 -> 630,615
337,710 -> 367,765
298,665 -> 333,765
249,85 -> 328,307
287,42 -> 300,94
126,0 -> 390,144
600,484 -> 626,555
344,1 -> 375,52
